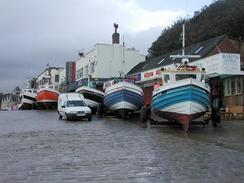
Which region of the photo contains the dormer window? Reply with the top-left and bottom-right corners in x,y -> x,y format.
194,46 -> 203,54
158,58 -> 165,65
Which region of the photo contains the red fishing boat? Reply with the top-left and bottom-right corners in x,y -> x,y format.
36,84 -> 59,109
36,65 -> 59,109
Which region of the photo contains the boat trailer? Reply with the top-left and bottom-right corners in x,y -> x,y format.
140,106 -> 211,130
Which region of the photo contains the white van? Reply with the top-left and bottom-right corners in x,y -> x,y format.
58,93 -> 92,121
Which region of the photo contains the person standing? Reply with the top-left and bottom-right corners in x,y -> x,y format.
211,96 -> 221,127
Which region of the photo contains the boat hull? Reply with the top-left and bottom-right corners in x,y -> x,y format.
104,82 -> 144,114
36,89 -> 59,109
19,91 -> 37,110
152,79 -> 210,131
76,86 -> 104,112
19,103 -> 33,110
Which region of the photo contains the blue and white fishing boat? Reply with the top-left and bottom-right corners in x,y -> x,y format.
152,23 -> 210,131
104,80 -> 144,119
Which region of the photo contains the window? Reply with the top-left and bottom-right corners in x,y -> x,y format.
231,78 -> 235,94
237,77 -> 241,93
158,58 -> 165,65
81,68 -> 83,78
90,62 -> 95,73
194,46 -> 203,54
77,68 -> 84,79
85,65 -> 89,76
242,77 -> 244,92
67,100 -> 87,107
227,79 -> 231,95
200,74 -> 205,81
142,64 -> 148,70
224,79 -> 229,96
163,74 -> 170,83
55,75 -> 59,82
175,74 -> 196,81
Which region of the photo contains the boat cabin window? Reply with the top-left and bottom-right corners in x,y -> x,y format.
67,100 -> 87,107
200,74 -> 205,81
175,74 -> 196,81
163,74 -> 170,83
48,85 -> 54,90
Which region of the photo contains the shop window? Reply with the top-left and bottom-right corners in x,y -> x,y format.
231,78 -> 235,94
236,77 -> 241,93
224,79 -> 228,95
242,77 -> 244,93
227,79 -> 231,95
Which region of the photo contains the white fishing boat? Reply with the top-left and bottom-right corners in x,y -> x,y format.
104,80 -> 144,119
19,89 -> 37,110
151,23 -> 210,131
75,86 -> 105,113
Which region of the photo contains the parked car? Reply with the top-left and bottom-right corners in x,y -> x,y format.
58,93 -> 92,121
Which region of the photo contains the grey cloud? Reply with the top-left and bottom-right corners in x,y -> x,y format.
0,0 -> 158,93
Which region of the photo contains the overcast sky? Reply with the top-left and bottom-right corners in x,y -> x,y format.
0,0 -> 213,93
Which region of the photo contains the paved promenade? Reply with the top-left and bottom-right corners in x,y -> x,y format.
0,110 -> 244,183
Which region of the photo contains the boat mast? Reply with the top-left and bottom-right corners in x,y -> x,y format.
47,63 -> 51,85
170,22 -> 200,62
182,23 -> 185,57
122,35 -> 125,78
88,60 -> 90,87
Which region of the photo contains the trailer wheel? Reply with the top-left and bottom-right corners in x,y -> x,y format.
140,106 -> 147,123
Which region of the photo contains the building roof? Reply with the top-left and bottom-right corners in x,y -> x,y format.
127,35 -> 226,75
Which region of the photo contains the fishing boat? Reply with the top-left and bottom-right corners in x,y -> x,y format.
36,65 -> 59,109
104,80 -> 144,119
152,64 -> 210,131
19,89 -> 37,110
151,23 -> 210,131
75,86 -> 105,113
36,84 -> 59,109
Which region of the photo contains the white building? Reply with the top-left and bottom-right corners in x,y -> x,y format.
76,44 -> 145,80
36,66 -> 65,90
76,24 -> 145,82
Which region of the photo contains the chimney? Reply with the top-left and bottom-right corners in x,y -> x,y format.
112,23 -> 120,44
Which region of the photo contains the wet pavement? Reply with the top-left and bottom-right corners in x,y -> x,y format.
0,110 -> 244,183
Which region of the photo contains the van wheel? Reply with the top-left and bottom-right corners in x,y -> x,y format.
59,114 -> 62,119
88,116 -> 92,121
